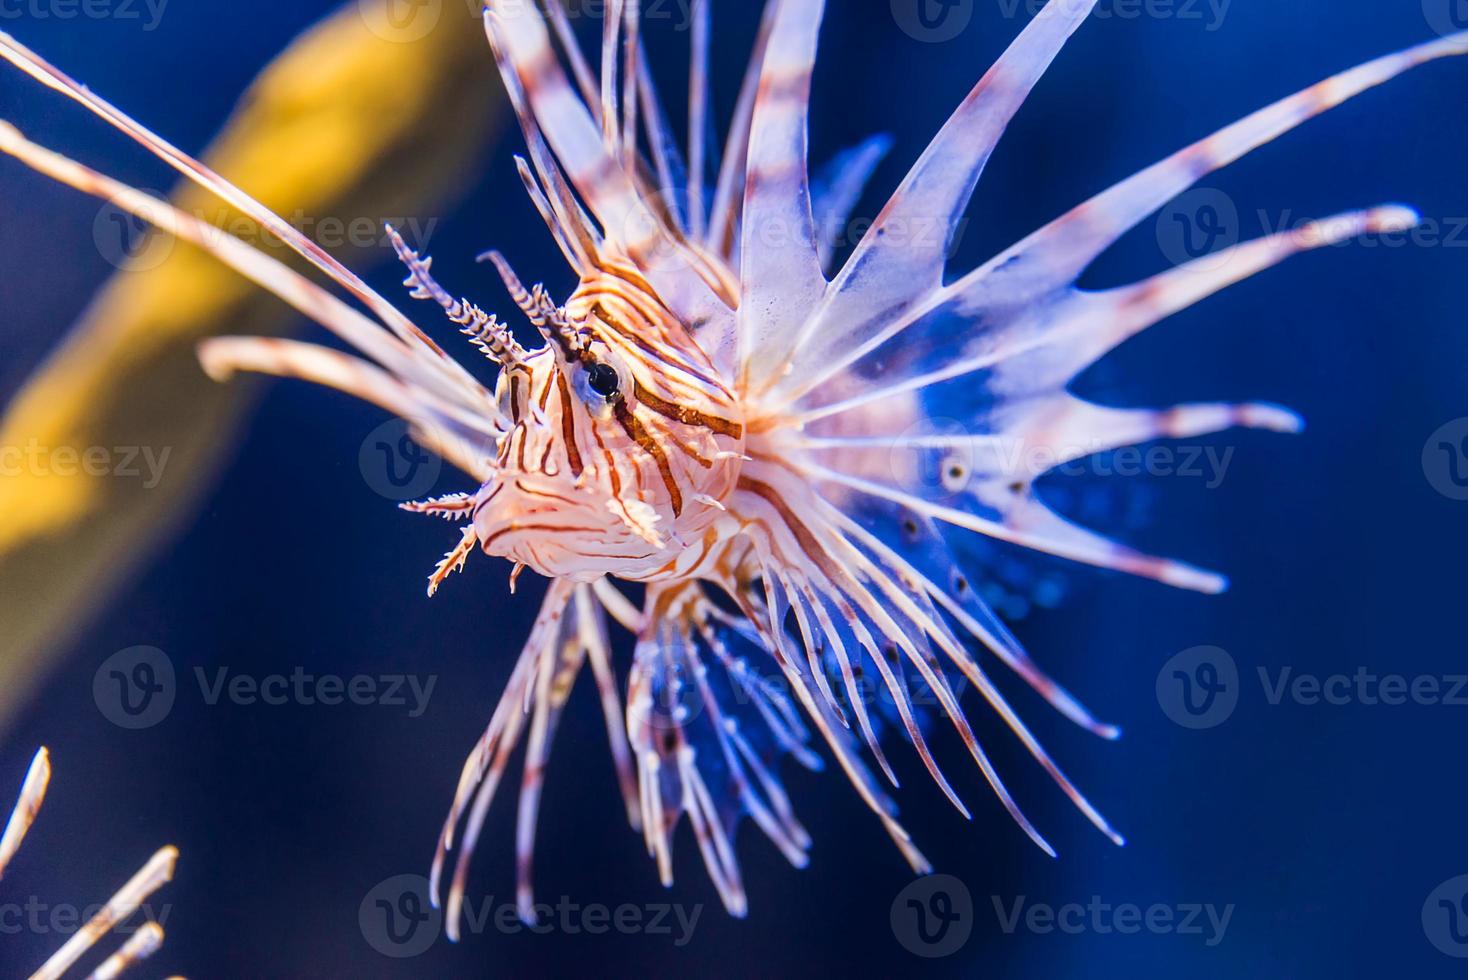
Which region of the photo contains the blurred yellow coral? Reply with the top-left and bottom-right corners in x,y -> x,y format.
0,3 -> 503,728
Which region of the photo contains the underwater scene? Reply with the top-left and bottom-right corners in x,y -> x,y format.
0,1 -> 1466,976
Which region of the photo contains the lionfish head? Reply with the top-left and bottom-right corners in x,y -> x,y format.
468,255 -> 746,583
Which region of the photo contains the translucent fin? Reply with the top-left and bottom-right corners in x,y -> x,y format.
782,205 -> 1406,500
578,585 -> 641,831
483,3 -> 736,341
736,0 -> 828,390
783,214 -> 1433,599
433,582 -> 640,939
785,32 -> 1468,404
599,0 -> 627,152
1066,206 -> 1422,376
513,593 -> 589,924
627,584 -> 822,916
434,581 -> 571,940
811,135 -> 892,273
544,0 -> 601,117
775,0 -> 1098,401
707,0 -> 782,259
733,465 -> 1122,855
805,459 -> 1227,594
834,495 -> 1120,739
635,50 -> 691,234
979,35 -> 1468,304
687,0 -> 712,239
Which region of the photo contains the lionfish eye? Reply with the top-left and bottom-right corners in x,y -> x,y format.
586,362 -> 621,399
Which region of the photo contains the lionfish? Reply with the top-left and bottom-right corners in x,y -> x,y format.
2,749 -> 181,978
0,0 -> 1461,936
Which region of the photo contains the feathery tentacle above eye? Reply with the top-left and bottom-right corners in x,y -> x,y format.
388,227 -> 531,369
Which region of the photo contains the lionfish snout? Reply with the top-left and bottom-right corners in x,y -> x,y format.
470,467 -> 668,581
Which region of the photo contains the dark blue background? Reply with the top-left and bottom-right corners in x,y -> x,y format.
2,1 -> 1467,976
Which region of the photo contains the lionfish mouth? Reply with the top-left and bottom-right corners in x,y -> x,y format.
472,478 -> 665,582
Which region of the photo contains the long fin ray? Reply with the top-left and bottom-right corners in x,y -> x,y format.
736,0 -> 828,390
772,0 -> 1098,401
778,31 -> 1468,407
